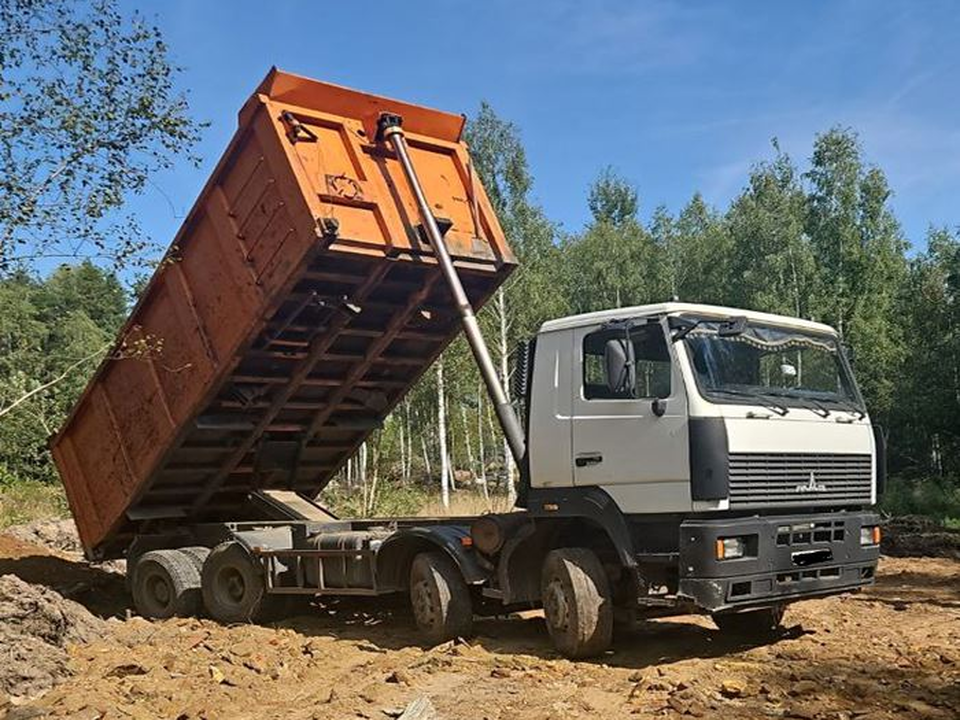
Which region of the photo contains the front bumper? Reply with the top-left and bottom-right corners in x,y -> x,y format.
677,511 -> 880,612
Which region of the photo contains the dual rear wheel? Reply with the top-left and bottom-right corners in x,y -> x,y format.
131,542 -> 268,623
130,546 -> 208,619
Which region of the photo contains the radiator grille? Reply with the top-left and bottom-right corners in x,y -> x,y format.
728,453 -> 872,508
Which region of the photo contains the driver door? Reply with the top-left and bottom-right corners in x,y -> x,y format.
570,319 -> 690,513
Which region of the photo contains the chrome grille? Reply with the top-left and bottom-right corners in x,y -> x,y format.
728,453 -> 872,508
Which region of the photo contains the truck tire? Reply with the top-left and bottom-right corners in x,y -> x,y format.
131,549 -> 202,619
179,545 -> 210,574
409,551 -> 473,644
713,605 -> 785,637
201,541 -> 268,624
540,548 -> 613,659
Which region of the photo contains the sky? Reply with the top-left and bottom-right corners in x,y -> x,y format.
125,0 -> 960,254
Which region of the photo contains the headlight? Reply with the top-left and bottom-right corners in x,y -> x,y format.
860,526 -> 881,546
715,537 -> 745,560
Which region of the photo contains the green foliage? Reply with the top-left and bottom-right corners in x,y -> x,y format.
587,166 -> 639,226
0,480 -> 68,528
803,128 -> 908,418
880,476 -> 960,522
889,227 -> 960,478
0,0 -> 204,272
563,168 -> 660,312
0,262 -> 125,483
726,143 -> 815,317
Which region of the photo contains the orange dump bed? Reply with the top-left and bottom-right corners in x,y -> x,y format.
51,68 -> 515,559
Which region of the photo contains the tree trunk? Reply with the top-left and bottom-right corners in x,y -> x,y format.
368,432 -> 381,515
416,406 -> 432,481
406,400 -> 415,480
446,391 -> 457,492
461,404 -> 476,486
398,408 -> 407,482
477,383 -> 489,502
437,361 -> 451,509
358,442 -> 368,514
497,288 -> 516,504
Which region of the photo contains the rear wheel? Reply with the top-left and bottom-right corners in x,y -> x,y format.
201,542 -> 268,623
541,548 -> 613,659
713,605 -> 785,637
131,549 -> 201,619
179,545 -> 210,574
409,551 -> 473,644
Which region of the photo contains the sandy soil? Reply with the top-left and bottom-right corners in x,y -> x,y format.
0,526 -> 957,720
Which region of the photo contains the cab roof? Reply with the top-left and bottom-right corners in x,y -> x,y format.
538,302 -> 838,336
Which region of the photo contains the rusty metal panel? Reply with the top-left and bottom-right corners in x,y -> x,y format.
51,68 -> 516,558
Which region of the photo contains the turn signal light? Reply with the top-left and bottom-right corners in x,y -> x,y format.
860,526 -> 881,546
715,537 -> 746,560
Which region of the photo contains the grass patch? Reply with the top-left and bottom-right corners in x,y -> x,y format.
321,479 -> 511,519
0,481 -> 69,529
880,475 -> 960,522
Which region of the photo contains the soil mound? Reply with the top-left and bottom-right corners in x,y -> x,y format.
0,574 -> 107,699
882,515 -> 960,559
5,519 -> 83,555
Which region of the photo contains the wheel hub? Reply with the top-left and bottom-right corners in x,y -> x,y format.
412,579 -> 437,626
543,579 -> 569,631
147,575 -> 172,608
219,568 -> 246,606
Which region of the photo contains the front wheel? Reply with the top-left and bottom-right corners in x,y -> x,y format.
713,604 -> 785,637
409,551 -> 473,644
540,547 -> 613,659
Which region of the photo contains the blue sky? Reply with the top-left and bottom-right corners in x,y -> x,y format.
126,0 -> 960,254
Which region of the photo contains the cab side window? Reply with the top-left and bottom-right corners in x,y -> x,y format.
583,323 -> 672,400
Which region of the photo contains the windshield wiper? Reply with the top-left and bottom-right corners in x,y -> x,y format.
766,390 -> 831,418
798,398 -> 831,418
708,388 -> 790,416
826,397 -> 866,420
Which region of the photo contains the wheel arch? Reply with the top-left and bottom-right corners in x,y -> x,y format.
376,525 -> 486,592
499,488 -> 639,605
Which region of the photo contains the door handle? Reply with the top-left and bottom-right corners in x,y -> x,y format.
575,453 -> 603,467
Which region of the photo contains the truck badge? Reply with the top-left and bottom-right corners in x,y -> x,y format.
796,472 -> 827,493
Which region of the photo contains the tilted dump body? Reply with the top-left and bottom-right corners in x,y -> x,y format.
51,69 -> 515,558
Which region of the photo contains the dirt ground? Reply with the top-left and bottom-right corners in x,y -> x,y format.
0,524 -> 958,720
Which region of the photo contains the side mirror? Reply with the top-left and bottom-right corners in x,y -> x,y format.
604,338 -> 635,396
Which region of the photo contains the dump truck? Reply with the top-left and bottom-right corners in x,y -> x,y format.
52,68 -> 883,658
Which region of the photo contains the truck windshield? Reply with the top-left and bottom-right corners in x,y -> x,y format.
682,320 -> 863,412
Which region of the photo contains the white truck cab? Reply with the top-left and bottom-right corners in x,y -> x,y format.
527,302 -> 878,515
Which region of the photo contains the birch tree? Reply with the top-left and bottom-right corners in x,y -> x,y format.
0,0 -> 204,272
436,360 -> 451,509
